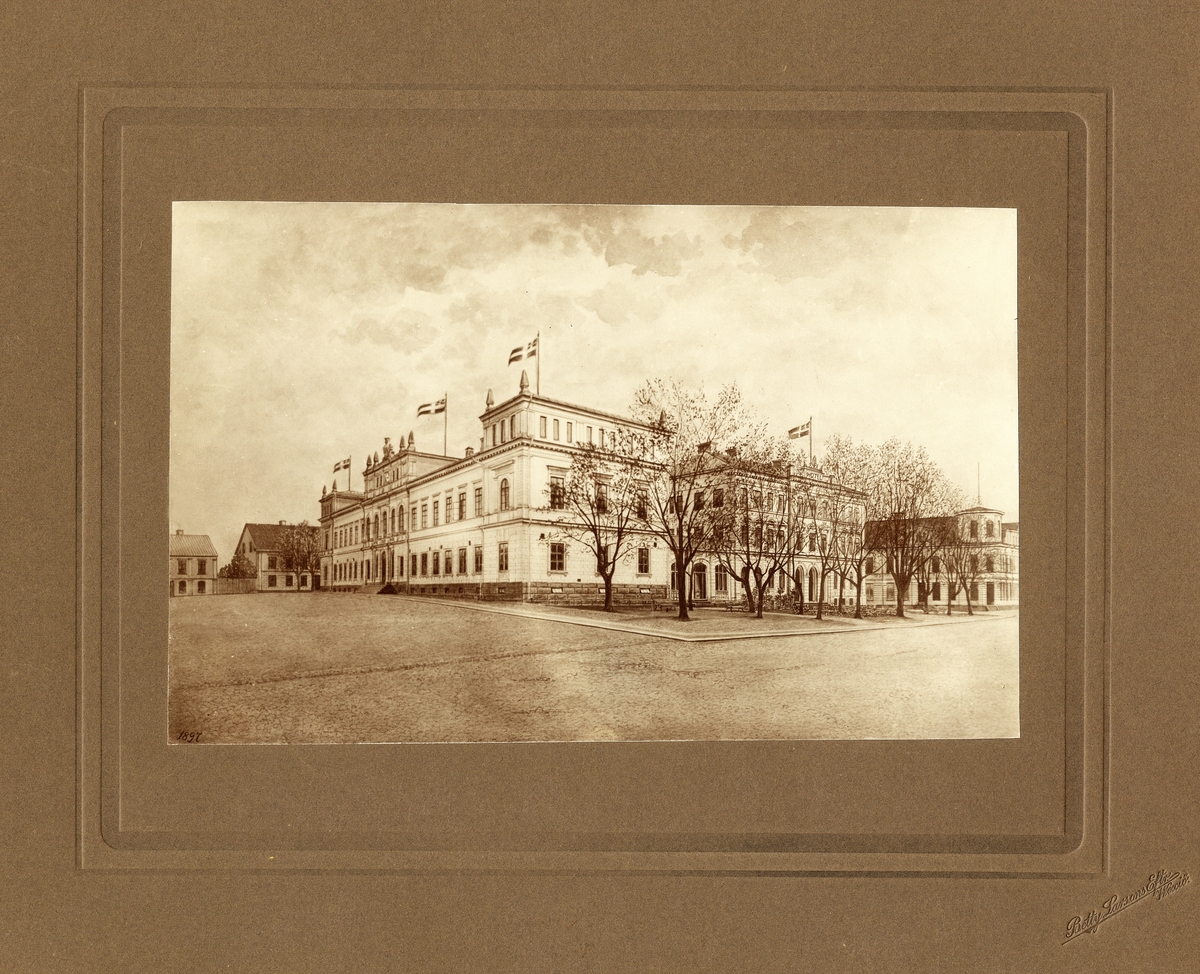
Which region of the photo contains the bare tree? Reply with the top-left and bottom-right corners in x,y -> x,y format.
941,518 -> 986,616
276,521 -> 322,581
630,380 -> 747,621
863,439 -> 963,618
218,553 -> 257,579
710,438 -> 793,618
542,435 -> 643,612
816,434 -> 875,618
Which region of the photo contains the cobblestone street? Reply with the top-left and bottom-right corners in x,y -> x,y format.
169,594 -> 1020,743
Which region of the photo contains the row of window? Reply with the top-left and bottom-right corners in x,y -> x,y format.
536,415 -> 612,448
174,559 -> 208,575
331,484 -> 522,551
329,544 -> 660,581
174,579 -> 207,594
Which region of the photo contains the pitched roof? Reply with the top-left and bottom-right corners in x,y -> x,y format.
242,522 -> 318,551
169,533 -> 218,558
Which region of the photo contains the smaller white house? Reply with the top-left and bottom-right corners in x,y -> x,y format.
169,529 -> 218,597
233,521 -> 322,592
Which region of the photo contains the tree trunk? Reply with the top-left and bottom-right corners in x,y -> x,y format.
894,574 -> 906,618
854,575 -> 863,619
755,574 -> 765,618
815,570 -> 825,620
603,573 -> 614,612
676,575 -> 689,620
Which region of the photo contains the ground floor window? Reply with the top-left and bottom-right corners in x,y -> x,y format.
498,543 -> 509,572
268,575 -> 277,588
432,552 -> 440,575
458,548 -> 467,575
550,542 -> 565,572
474,545 -> 483,574
197,580 -> 205,594
970,581 -> 978,602
178,580 -> 187,594
420,553 -> 428,576
397,554 -> 404,577
637,547 -> 650,574
670,561 -> 677,591
715,563 -> 728,593
411,553 -> 418,576
866,584 -> 874,602
286,575 -> 294,587
885,584 -> 894,601
444,550 -> 453,575
932,581 -> 941,601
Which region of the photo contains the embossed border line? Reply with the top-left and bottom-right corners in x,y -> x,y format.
78,87 -> 1108,873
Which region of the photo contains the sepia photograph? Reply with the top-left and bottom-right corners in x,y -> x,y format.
168,202 -> 1019,744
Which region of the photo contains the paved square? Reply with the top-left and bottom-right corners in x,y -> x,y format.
169,594 -> 1020,743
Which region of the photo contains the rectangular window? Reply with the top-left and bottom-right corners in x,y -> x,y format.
886,584 -> 895,601
474,487 -> 483,516
286,575 -> 294,587
636,489 -> 648,519
694,491 -> 705,511
510,416 -> 516,439
178,580 -> 187,594
458,492 -> 466,520
420,553 -> 428,576
421,504 -> 428,529
566,422 -> 573,442
637,547 -> 650,574
715,564 -> 728,593
549,476 -> 565,510
712,488 -> 724,508
458,547 -> 467,575
474,545 -> 483,573
550,542 -> 565,572
411,553 -> 418,576
932,581 -> 941,601
598,428 -> 605,448
268,556 -> 277,570
500,421 -> 506,443
491,424 -> 497,446
197,559 -> 206,575
595,482 -> 608,514
539,415 -> 547,438
195,580 -> 205,594
432,500 -> 439,526
867,585 -> 875,602
268,575 -> 277,588
587,425 -> 593,443
177,559 -> 186,575
498,542 -> 509,572
432,552 -> 440,575
397,555 -> 404,577
553,418 -> 560,440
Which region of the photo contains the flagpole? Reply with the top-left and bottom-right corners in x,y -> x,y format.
808,416 -> 813,467
443,393 -> 448,457
536,330 -> 541,396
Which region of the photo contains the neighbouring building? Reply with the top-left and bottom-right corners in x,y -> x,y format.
233,521 -> 322,593
169,529 -> 218,597
317,371 -> 860,607
863,504 -> 1019,610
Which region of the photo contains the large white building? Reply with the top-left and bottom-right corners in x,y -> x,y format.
317,372 -> 860,606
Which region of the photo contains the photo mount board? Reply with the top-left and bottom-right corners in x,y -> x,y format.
78,87 -> 1108,873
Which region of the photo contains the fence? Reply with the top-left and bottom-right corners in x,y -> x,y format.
215,577 -> 257,595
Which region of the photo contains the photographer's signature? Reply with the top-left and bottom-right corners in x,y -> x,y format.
1063,868 -> 1190,944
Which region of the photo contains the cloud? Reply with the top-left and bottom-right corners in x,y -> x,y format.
337,308 -> 435,352
603,228 -> 702,277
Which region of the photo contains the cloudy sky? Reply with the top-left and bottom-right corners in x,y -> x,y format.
170,202 -> 1018,565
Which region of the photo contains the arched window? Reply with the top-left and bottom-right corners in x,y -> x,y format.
670,561 -> 678,591
374,514 -> 379,537
985,520 -> 994,538
500,478 -> 510,510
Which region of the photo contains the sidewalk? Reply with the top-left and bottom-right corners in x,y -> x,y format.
395,595 -> 1015,643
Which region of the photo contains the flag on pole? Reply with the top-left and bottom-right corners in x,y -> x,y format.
508,336 -> 538,364
332,456 -> 351,473
788,421 -> 811,440
416,397 -> 447,417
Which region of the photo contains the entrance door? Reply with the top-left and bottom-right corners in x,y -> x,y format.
692,564 -> 708,601
986,581 -> 995,605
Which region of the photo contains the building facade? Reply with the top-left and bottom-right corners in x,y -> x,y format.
317,373 -> 865,607
169,529 -> 218,596
862,504 -> 1019,610
233,521 -> 322,593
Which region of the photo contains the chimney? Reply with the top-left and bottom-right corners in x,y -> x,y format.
279,520 -> 286,525
175,529 -> 184,536
465,446 -> 475,458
